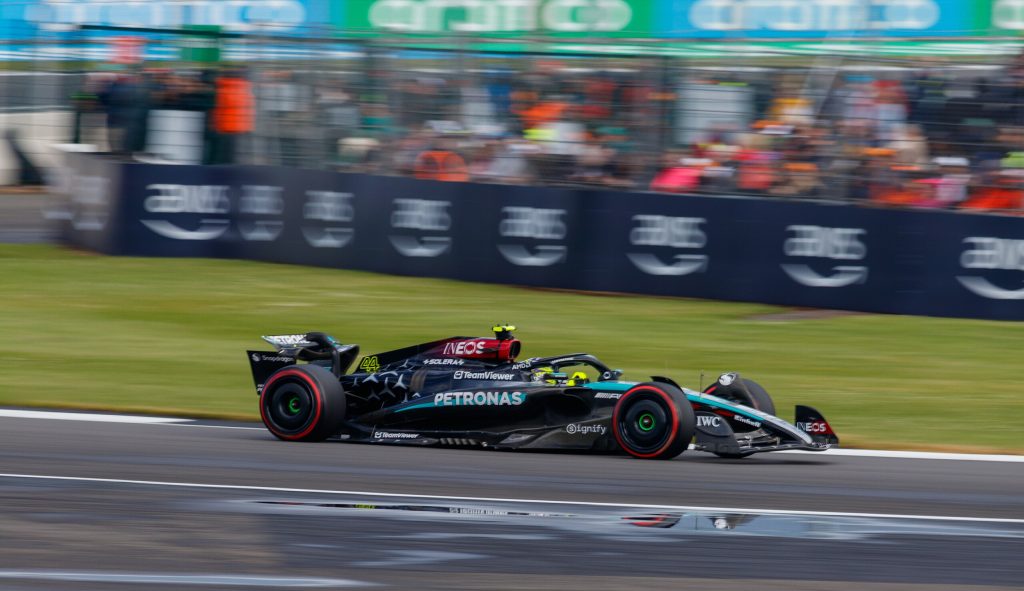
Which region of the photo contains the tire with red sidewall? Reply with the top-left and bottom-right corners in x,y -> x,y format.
613,383 -> 696,460
259,364 -> 346,442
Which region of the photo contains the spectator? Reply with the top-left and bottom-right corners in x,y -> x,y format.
209,68 -> 254,164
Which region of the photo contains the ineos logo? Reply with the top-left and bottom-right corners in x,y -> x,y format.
141,184 -> 230,241
367,0 -> 632,33
957,236 -> 1024,300
687,0 -> 939,32
238,185 -> 284,242
781,225 -> 868,288
497,206 -> 567,267
302,191 -> 355,248
627,215 -> 708,276
388,198 -> 452,257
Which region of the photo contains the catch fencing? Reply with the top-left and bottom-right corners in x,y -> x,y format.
57,152 -> 1024,321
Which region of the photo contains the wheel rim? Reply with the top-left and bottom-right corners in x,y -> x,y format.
617,393 -> 674,455
264,380 -> 315,435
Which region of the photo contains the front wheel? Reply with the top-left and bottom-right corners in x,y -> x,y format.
259,364 -> 346,441
704,373 -> 775,459
613,383 -> 696,460
703,373 -> 776,416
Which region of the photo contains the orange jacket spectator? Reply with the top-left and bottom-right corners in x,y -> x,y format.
212,76 -> 254,134
961,174 -> 1024,211
520,100 -> 567,130
414,150 -> 469,182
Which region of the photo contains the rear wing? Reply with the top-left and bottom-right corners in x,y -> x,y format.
246,351 -> 296,394
248,332 -> 360,393
262,334 -> 318,351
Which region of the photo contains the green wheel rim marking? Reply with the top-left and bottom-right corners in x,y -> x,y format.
287,396 -> 302,415
638,412 -> 656,432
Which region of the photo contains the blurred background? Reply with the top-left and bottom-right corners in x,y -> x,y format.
3,0 -> 1024,211
1,5 -> 1023,590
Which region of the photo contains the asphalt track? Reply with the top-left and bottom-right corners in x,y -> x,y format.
0,410 -> 1021,591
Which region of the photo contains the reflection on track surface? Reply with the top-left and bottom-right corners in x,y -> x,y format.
0,411 -> 1021,590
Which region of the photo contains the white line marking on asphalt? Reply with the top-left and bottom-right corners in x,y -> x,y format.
2,408 -> 1022,461
161,424 -> 266,431
779,448 -> 1024,462
0,409 -> 190,424
0,571 -> 372,587
1,473 -> 1021,525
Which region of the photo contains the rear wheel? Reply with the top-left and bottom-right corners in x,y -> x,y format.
260,364 -> 346,441
613,383 -> 696,460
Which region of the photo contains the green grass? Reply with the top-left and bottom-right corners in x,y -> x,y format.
1,244 -> 1021,453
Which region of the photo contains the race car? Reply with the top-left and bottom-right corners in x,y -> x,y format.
247,326 -> 838,460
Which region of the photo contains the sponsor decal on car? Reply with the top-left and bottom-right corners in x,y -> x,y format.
453,370 -> 516,380
373,431 -> 420,439
442,340 -> 494,356
566,423 -> 607,435
423,358 -> 465,366
697,414 -> 722,428
251,353 -> 293,363
781,225 -> 868,288
593,392 -> 622,399
433,391 -> 525,407
358,356 -> 381,372
796,420 -> 832,434
262,334 -> 314,347
718,372 -> 737,386
732,415 -> 762,429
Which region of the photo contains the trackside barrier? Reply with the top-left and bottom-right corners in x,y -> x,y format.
57,153 -> 1024,321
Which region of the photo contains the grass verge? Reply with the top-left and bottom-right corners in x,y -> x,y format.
2,244 -> 1021,453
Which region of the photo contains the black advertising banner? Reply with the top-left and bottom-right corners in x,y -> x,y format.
57,156 -> 1024,321
53,151 -> 126,255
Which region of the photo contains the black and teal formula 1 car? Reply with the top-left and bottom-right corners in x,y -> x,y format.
247,326 -> 838,460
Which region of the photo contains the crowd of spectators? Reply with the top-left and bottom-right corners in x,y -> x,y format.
76,53 -> 1024,213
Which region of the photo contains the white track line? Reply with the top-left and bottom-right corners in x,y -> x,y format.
161,424 -> 265,431
0,409 -> 190,424
0,571 -> 371,587
0,473 -> 1021,525
2,408 -> 1022,462
779,448 -> 1024,462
